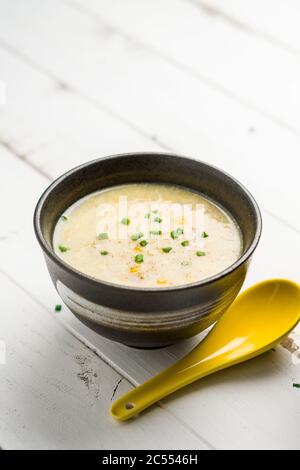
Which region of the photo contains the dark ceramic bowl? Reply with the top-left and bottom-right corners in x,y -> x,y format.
34,153 -> 262,348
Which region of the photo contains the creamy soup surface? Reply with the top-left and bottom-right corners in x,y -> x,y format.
53,184 -> 242,287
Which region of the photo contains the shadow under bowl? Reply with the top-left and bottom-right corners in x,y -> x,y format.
34,152 -> 262,348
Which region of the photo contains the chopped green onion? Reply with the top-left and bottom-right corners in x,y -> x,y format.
58,244 -> 69,253
135,254 -> 144,263
144,213 -> 151,219
98,232 -> 108,240
293,383 -> 300,388
154,216 -> 162,223
201,231 -> 209,238
150,230 -> 162,236
100,251 -> 108,256
139,240 -> 148,247
131,232 -> 144,241
181,240 -> 189,247
121,217 -> 130,225
162,247 -> 172,253
61,215 -> 68,221
176,227 -> 184,235
170,230 -> 178,240
196,251 -> 206,256
55,304 -> 62,312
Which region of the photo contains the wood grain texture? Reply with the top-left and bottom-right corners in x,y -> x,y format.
0,271 -> 207,450
0,148 -> 209,450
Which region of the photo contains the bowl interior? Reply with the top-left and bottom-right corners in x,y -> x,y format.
36,153 -> 261,271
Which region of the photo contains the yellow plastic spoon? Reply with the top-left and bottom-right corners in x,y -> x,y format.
110,279 -> 300,421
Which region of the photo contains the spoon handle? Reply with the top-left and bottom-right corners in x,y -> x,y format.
110,346 -> 217,421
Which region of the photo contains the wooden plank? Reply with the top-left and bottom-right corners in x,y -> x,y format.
0,1 -> 299,230
0,46 -> 161,177
67,0 -> 300,132
198,0 -> 300,53
1,147 -> 300,449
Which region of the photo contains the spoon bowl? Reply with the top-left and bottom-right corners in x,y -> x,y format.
111,279 -> 300,420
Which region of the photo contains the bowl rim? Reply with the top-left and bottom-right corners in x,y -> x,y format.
33,152 -> 262,293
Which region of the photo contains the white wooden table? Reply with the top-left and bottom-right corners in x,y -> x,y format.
0,0 -> 300,450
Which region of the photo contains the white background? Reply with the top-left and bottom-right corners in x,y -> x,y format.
0,0 -> 300,449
